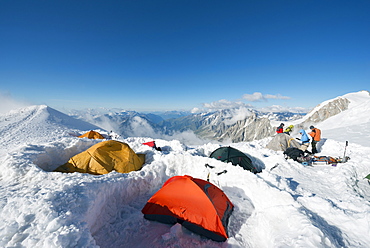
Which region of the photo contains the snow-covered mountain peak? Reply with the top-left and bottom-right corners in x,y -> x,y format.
305,90 -> 369,118
291,90 -> 368,130
342,90 -> 370,103
0,105 -> 102,154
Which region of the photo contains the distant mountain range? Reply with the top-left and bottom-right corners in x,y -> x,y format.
66,92 -> 370,142
65,91 -> 369,142
1,91 -> 368,145
67,106 -> 308,142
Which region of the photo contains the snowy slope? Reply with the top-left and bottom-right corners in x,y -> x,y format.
280,90 -> 370,146
317,91 -> 370,146
307,90 -> 370,127
0,105 -> 104,154
0,94 -> 370,248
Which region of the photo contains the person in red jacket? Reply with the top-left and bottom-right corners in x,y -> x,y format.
276,123 -> 284,133
309,125 -> 321,154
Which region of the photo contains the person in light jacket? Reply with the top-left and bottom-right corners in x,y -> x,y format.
298,129 -> 310,152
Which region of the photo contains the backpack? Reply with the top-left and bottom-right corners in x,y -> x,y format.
312,156 -> 338,165
284,147 -> 304,161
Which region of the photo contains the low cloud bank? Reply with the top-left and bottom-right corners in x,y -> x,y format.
0,93 -> 29,114
194,92 -> 292,113
223,107 -> 253,126
129,116 -> 210,146
83,114 -> 210,146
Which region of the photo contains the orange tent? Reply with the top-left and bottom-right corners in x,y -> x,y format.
142,175 -> 234,242
78,130 -> 104,139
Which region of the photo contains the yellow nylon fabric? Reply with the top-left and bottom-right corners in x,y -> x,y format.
55,140 -> 144,175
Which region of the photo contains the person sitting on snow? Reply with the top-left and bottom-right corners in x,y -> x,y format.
284,125 -> 294,135
297,129 -> 310,152
276,123 -> 284,133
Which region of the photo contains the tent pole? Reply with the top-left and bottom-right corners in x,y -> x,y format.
343,141 -> 348,162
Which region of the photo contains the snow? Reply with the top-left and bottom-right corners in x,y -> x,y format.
1,92 -> 370,248
317,91 -> 370,147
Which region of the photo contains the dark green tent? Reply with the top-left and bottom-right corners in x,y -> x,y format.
366,174 -> 370,180
209,146 -> 259,173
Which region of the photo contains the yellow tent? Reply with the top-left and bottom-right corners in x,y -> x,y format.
54,140 -> 145,175
78,130 -> 104,139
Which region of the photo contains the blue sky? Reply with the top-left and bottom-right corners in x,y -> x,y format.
1,0 -> 369,112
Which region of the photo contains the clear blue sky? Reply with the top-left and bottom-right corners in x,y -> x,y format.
1,0 -> 369,112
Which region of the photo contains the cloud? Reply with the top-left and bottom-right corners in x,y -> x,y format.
0,92 -> 29,114
264,94 -> 291,100
161,130 -> 210,146
198,99 -> 254,125
243,92 -> 291,102
258,105 -> 309,113
202,99 -> 252,111
130,116 -> 157,137
223,107 -> 253,125
128,116 -> 210,146
94,115 -> 121,134
191,107 -> 202,114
